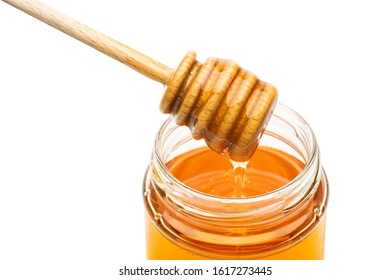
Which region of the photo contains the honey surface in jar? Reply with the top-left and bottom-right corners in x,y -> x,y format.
167,146 -> 302,198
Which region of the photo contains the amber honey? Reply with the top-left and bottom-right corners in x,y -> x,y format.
143,104 -> 328,260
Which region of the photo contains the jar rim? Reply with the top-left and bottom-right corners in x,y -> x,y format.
153,103 -> 320,212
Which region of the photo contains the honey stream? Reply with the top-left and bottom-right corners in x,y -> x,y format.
231,161 -> 248,198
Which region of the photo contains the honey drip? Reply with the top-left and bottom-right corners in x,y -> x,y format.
231,161 -> 248,198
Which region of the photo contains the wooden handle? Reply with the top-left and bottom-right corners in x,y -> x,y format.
2,0 -> 173,84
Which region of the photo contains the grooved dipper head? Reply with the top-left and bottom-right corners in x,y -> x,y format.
160,51 -> 278,162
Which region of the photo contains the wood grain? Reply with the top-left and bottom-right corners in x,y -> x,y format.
2,0 -> 172,84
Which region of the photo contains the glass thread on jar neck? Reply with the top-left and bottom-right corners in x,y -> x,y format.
152,104 -> 321,212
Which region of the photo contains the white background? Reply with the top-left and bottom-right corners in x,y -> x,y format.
1,0 -> 389,279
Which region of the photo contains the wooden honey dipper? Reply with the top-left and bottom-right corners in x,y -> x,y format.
3,0 -> 278,162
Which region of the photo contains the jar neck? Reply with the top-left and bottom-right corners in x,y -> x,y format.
151,104 -> 323,219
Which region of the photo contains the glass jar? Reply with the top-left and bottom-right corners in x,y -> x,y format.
143,104 -> 328,260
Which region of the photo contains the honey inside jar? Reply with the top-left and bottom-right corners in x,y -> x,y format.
143,105 -> 328,260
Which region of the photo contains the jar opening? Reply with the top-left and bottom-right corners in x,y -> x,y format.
152,103 -> 322,214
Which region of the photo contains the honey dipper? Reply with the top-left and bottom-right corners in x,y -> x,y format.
3,0 -> 278,162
